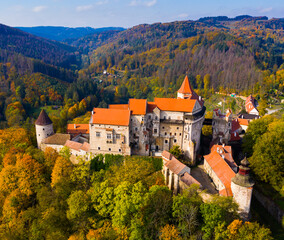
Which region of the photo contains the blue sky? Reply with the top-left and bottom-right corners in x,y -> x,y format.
0,0 -> 283,28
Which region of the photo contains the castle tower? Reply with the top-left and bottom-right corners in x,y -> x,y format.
177,75 -> 199,100
35,109 -> 54,148
231,156 -> 255,220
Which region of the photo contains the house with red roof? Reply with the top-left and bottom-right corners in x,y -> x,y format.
162,151 -> 201,194
204,145 -> 236,197
245,95 -> 259,115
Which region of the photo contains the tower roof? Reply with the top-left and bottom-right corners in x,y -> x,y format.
231,156 -> 254,187
178,75 -> 195,94
35,109 -> 52,126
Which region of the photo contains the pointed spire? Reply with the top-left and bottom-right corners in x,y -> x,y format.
178,75 -> 195,94
35,109 -> 52,126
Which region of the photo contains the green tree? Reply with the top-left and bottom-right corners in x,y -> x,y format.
242,115 -> 275,156
169,145 -> 183,160
249,121 -> 284,189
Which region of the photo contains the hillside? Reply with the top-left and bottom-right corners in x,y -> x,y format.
78,16 -> 284,99
17,26 -> 125,42
0,23 -> 78,67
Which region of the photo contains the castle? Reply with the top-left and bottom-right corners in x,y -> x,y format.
36,76 -> 205,164
35,75 -> 254,218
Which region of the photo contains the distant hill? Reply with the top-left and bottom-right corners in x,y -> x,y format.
0,23 -> 78,68
80,15 -> 284,96
16,26 -> 125,42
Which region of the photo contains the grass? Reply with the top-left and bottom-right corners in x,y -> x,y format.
29,105 -> 63,119
204,93 -> 245,114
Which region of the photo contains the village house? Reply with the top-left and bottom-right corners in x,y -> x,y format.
237,113 -> 260,132
245,95 -> 259,115
162,151 -> 201,194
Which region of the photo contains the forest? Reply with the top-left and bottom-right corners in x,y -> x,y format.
0,128 -> 274,240
0,15 -> 283,239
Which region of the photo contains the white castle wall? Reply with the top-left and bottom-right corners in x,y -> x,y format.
36,123 -> 54,148
231,181 -> 253,218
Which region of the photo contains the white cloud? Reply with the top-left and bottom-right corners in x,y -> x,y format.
130,0 -> 157,7
32,6 -> 48,13
76,5 -> 93,12
259,7 -> 273,13
96,0 -> 109,5
177,13 -> 189,19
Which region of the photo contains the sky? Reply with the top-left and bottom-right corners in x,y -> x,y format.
0,0 -> 283,28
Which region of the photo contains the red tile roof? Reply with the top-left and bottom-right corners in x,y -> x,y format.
91,108 -> 130,126
81,142 -> 90,152
231,119 -> 241,132
154,98 -> 196,113
65,140 -> 90,152
165,157 -> 187,175
238,118 -> 249,126
178,75 -> 194,94
245,95 -> 258,114
147,102 -> 157,113
65,140 -> 82,151
204,150 -> 236,197
181,172 -> 201,187
211,145 -> 237,169
67,124 -> 89,134
109,104 -> 129,110
129,99 -> 147,115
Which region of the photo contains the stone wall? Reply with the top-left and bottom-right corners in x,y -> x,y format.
253,188 -> 284,224
89,123 -> 131,155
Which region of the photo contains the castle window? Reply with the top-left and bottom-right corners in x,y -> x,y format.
109,148 -> 111,151
38,134 -> 40,136
162,126 -> 164,129
177,127 -> 179,129
119,149 -> 121,152
43,128 -> 45,130
98,147 -> 101,150
170,133 -> 172,136
164,116 -> 166,119
165,140 -> 168,144
165,132 -> 167,136
179,133 -> 182,136
148,115 -> 151,119
135,127 -> 138,131
154,129 -> 157,134
107,133 -> 112,139
155,116 -> 158,120
174,139 -> 177,143
96,132 -> 101,137
168,116 -> 171,120
174,133 -> 176,136
116,134 -> 121,139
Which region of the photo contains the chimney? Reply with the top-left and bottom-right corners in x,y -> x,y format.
217,147 -> 219,153
222,143 -> 225,147
222,154 -> 225,159
199,96 -> 201,101
74,124 -> 76,129
234,132 -> 237,137
92,110 -> 94,115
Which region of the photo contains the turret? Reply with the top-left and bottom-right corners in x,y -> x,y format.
35,109 -> 54,148
177,75 -> 199,100
231,156 -> 255,219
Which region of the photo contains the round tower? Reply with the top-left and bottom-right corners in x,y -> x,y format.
35,109 -> 54,148
231,156 -> 254,220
